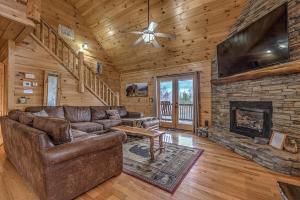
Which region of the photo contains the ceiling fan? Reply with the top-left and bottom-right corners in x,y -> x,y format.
130,0 -> 176,48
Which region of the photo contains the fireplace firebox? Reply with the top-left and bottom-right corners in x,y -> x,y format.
230,101 -> 272,138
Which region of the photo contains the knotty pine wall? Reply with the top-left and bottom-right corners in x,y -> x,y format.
13,36 -> 105,110
40,0 -> 120,93
120,61 -> 212,127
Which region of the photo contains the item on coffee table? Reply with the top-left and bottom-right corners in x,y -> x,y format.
284,138 -> 298,154
269,131 -> 287,150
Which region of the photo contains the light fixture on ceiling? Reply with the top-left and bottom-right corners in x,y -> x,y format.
266,50 -> 272,53
142,31 -> 155,43
129,0 -> 176,48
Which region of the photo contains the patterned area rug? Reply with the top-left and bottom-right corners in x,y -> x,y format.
123,136 -> 204,193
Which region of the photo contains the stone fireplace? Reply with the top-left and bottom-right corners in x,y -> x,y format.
230,101 -> 272,139
208,0 -> 300,176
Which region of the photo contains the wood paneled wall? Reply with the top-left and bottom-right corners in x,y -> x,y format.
13,36 -> 105,110
40,0 -> 120,93
120,61 -> 212,127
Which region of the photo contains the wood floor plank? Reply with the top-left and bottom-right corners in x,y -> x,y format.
0,130 -> 300,200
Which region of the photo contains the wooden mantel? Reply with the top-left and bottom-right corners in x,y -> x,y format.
211,60 -> 300,85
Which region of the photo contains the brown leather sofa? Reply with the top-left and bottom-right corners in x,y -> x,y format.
1,105 -> 158,200
25,106 -> 146,133
1,107 -> 131,200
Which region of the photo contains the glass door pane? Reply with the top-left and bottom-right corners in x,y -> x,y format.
177,79 -> 193,126
159,80 -> 173,123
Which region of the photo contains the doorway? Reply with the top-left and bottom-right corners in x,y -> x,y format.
158,75 -> 194,131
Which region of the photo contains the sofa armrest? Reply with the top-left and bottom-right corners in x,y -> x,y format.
41,131 -> 126,165
126,112 -> 144,118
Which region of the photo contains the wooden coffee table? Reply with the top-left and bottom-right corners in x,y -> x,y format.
111,125 -> 165,161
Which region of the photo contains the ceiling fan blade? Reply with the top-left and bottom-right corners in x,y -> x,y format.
133,36 -> 143,45
129,31 -> 144,35
151,38 -> 161,48
155,32 -> 176,39
148,21 -> 158,31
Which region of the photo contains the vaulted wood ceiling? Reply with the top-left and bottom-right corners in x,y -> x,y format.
69,0 -> 247,72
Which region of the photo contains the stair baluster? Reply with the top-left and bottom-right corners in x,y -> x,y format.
31,18 -> 119,105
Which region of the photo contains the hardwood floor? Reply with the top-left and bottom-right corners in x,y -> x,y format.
1,130 -> 300,200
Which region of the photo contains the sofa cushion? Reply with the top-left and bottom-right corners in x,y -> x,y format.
110,106 -> 128,118
33,117 -> 72,145
25,106 -> 65,119
19,112 -> 35,126
8,110 -> 22,121
106,110 -> 121,120
91,106 -> 110,121
94,119 -> 122,129
64,106 -> 91,122
71,122 -> 103,133
71,129 -> 89,139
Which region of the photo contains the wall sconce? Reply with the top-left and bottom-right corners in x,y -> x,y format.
79,43 -> 88,52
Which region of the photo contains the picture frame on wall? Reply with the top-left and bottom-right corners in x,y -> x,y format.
125,83 -> 148,97
269,131 -> 287,150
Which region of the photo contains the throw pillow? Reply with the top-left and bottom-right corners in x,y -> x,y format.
106,110 -> 121,120
8,110 -> 23,121
33,117 -> 72,145
19,112 -> 35,126
33,110 -> 49,117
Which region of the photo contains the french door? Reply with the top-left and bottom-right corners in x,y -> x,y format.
158,75 -> 194,131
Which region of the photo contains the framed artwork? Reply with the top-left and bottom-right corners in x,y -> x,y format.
58,24 -> 75,41
269,131 -> 287,150
125,83 -> 148,97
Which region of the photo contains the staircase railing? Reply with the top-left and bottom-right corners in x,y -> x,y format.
31,18 -> 119,106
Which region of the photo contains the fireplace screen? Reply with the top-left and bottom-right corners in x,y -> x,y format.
230,101 -> 272,138
236,109 -> 264,133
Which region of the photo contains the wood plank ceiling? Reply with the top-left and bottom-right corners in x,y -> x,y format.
69,0 -> 247,72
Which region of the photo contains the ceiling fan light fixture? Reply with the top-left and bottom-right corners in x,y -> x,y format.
142,33 -> 155,43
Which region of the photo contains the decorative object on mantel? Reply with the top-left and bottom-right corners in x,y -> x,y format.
277,181 -> 300,200
269,131 -> 287,150
284,138 -> 298,154
270,131 -> 287,150
254,137 -> 269,145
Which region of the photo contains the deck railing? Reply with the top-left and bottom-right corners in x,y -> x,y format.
160,102 -> 193,121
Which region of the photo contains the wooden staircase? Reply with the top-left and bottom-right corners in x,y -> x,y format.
30,18 -> 119,106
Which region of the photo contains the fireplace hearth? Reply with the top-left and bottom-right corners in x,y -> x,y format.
230,101 -> 272,138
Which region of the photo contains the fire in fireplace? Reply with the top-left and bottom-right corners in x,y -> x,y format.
230,101 -> 272,138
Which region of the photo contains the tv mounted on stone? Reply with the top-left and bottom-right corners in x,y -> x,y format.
217,3 -> 289,78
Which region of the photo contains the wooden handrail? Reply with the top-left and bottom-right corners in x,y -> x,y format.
32,18 -> 119,106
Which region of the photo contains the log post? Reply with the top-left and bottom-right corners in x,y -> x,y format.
7,40 -> 16,111
115,92 -> 120,106
26,0 -> 41,23
78,52 -> 85,93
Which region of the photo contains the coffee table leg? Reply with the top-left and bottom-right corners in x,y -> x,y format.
150,138 -> 155,161
159,135 -> 164,153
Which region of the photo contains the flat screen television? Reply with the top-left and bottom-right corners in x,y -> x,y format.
217,3 -> 289,78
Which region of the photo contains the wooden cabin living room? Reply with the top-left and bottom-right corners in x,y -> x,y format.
1,0 -> 300,199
